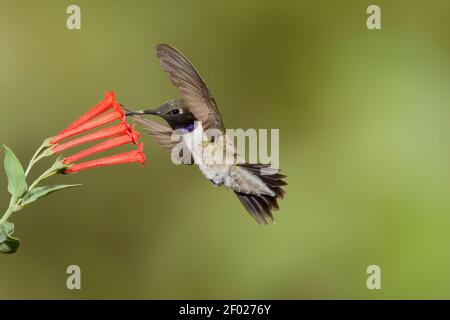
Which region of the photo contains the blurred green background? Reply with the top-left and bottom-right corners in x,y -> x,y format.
0,0 -> 449,299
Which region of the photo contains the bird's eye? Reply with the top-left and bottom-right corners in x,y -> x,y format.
172,109 -> 180,115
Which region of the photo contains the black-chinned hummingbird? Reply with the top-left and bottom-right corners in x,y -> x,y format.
125,44 -> 287,224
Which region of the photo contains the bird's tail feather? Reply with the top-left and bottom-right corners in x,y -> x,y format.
235,164 -> 287,224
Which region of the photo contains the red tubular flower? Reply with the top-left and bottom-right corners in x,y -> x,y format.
63,131 -> 141,164
48,91 -> 146,175
51,122 -> 131,154
57,91 -> 116,134
51,104 -> 125,144
64,143 -> 146,174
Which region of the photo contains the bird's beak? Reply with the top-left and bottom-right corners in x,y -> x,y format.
124,108 -> 162,117
123,102 -> 168,117
141,109 -> 162,116
141,102 -> 171,117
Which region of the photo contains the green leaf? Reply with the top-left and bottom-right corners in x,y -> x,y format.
0,222 -> 19,254
22,184 -> 81,205
0,225 -> 7,243
0,221 -> 14,240
3,221 -> 14,234
0,236 -> 20,254
3,145 -> 27,198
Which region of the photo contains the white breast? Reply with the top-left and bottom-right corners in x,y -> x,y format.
181,127 -> 272,195
182,126 -> 234,185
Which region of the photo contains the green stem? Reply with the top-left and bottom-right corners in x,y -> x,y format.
0,198 -> 18,225
28,166 -> 57,192
1,140 -> 61,225
1,164 -> 59,224
24,138 -> 53,177
0,207 -> 14,225
25,147 -> 44,177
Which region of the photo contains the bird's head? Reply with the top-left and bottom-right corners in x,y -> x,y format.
130,99 -> 197,131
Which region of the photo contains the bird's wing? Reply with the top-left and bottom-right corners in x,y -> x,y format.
132,116 -> 194,165
156,43 -> 225,132
131,116 -> 178,152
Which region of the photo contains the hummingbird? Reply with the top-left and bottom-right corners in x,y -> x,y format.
125,44 -> 287,224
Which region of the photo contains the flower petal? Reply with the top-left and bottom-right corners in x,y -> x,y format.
63,131 -> 141,164
64,143 -> 146,174
60,92 -> 116,133
51,104 -> 124,144
51,122 -> 131,154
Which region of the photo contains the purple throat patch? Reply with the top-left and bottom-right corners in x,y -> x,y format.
183,123 -> 195,132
